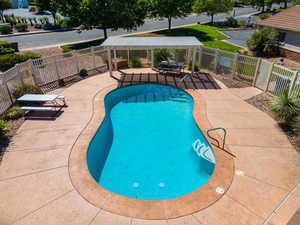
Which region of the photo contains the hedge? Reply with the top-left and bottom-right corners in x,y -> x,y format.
0,24 -> 12,34
0,52 -> 41,72
0,40 -> 19,52
15,23 -> 28,32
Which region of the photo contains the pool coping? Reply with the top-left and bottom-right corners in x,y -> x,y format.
68,84 -> 235,220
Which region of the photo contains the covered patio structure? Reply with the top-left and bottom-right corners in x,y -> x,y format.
101,36 -> 202,81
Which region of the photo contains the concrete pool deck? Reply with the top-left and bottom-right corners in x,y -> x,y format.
0,69 -> 299,225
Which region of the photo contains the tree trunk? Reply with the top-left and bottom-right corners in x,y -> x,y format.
261,2 -> 265,12
0,11 -> 3,22
210,14 -> 214,24
284,0 -> 287,9
51,12 -> 56,26
103,28 -> 108,39
168,17 -> 172,31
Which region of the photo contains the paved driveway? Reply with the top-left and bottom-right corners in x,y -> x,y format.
222,29 -> 254,48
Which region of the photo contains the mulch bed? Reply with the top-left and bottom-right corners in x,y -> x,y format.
0,118 -> 25,164
246,93 -> 299,152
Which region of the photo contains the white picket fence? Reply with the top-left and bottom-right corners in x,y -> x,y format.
0,45 -> 299,115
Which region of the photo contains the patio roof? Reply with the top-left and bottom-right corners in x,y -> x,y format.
101,36 -> 202,49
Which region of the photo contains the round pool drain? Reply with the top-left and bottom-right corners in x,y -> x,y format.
132,182 -> 140,188
216,187 -> 225,195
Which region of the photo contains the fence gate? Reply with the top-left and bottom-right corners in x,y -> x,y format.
255,60 -> 273,91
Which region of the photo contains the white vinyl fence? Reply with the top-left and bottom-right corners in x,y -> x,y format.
0,45 -> 299,115
0,46 -> 108,114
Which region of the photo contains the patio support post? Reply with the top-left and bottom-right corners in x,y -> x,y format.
107,48 -> 113,77
192,48 -> 196,75
151,50 -> 154,67
113,49 -> 117,70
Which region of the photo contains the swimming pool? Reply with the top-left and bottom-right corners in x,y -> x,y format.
87,84 -> 215,200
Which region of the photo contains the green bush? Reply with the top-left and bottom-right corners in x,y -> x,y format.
269,89 -> 300,124
4,106 -> 24,120
247,28 -> 280,57
154,49 -> 174,66
130,57 -> 143,68
226,17 -> 238,27
0,46 -> 15,55
0,40 -> 19,52
15,23 -> 28,32
0,120 -> 9,139
259,13 -> 271,20
0,52 -> 41,72
0,24 -> 12,34
79,69 -> 88,77
12,83 -> 43,99
29,7 -> 36,12
293,116 -> 300,135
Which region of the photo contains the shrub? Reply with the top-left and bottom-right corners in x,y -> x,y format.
0,40 -> 18,52
130,57 -> 142,68
12,83 -> 43,99
29,7 -> 36,12
226,17 -> 238,27
293,116 -> 300,135
259,13 -> 271,20
0,52 -> 41,72
154,49 -> 173,66
15,23 -> 28,32
79,69 -> 88,77
0,24 -> 12,34
4,106 -> 24,120
269,89 -> 300,124
0,120 -> 9,139
247,28 -> 280,57
0,47 -> 15,55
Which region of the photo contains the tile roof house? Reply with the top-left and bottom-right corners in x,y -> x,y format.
257,5 -> 300,54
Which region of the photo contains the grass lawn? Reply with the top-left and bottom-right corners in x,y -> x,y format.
61,25 -> 243,53
61,38 -> 105,53
133,25 -> 243,52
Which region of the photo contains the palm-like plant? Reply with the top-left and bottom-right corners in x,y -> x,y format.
269,89 -> 300,124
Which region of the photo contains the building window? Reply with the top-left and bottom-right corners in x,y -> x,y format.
279,32 -> 286,43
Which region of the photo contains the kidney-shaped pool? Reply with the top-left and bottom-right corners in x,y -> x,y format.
87,84 -> 215,200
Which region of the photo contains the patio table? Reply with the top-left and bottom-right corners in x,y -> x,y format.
17,94 -> 66,106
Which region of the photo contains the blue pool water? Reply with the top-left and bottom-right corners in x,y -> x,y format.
87,84 -> 215,200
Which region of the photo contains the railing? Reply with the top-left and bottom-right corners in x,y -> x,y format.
0,46 -> 108,114
0,44 -> 300,115
207,127 -> 227,150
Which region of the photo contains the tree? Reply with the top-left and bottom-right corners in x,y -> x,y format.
35,0 -> 60,25
247,27 -> 280,57
0,0 -> 12,22
150,0 -> 192,31
59,0 -> 149,39
193,0 -> 233,24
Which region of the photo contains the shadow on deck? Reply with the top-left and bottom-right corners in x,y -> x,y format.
116,70 -> 221,90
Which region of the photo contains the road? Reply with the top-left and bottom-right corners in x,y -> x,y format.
1,7 -> 259,50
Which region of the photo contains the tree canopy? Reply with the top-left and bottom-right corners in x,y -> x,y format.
193,0 -> 233,24
58,0 -> 149,39
0,0 -> 12,22
149,0 -> 192,30
35,0 -> 61,25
